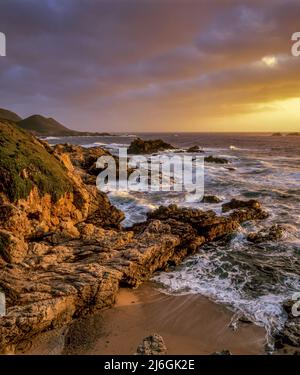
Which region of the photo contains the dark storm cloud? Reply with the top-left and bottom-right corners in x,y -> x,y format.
0,0 -> 299,131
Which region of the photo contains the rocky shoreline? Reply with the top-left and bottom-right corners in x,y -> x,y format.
0,121 -> 298,354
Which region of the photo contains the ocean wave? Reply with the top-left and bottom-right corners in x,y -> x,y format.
109,191 -> 158,227
229,145 -> 243,150
43,136 -> 60,140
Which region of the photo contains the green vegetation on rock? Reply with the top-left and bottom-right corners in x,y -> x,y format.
0,121 -> 73,202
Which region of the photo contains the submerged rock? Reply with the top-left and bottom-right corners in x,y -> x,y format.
205,155 -> 229,164
136,334 -> 167,355
225,166 -> 236,171
128,137 -> 175,154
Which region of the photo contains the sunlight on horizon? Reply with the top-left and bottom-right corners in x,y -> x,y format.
261,55 -> 278,68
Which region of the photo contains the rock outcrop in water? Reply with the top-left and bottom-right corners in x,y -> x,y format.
128,137 -> 175,154
201,195 -> 222,204
275,299 -> 300,354
0,122 -> 272,353
187,145 -> 204,153
222,199 -> 261,213
247,225 -> 284,243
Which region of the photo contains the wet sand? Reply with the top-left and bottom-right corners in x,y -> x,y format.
22,282 -> 266,355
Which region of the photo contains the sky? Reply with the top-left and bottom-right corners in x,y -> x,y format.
0,0 -> 300,133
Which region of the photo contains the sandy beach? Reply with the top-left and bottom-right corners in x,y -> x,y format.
21,282 -> 266,355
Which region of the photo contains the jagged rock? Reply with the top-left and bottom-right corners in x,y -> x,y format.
52,143 -> 110,173
201,195 -> 222,204
52,143 -> 134,183
128,138 -> 175,154
205,155 -> 229,164
143,203 -> 268,242
136,334 -> 167,355
247,225 -> 284,243
187,145 -> 204,153
0,230 -> 28,263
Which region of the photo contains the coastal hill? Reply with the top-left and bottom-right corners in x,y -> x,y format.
18,114 -> 110,137
0,107 -> 110,137
0,108 -> 22,123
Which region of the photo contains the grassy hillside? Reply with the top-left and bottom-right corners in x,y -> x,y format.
0,108 -> 22,122
0,120 -> 73,201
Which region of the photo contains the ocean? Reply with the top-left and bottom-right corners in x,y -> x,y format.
45,132 -> 300,345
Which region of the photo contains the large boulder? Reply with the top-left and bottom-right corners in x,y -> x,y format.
136,334 -> 167,355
